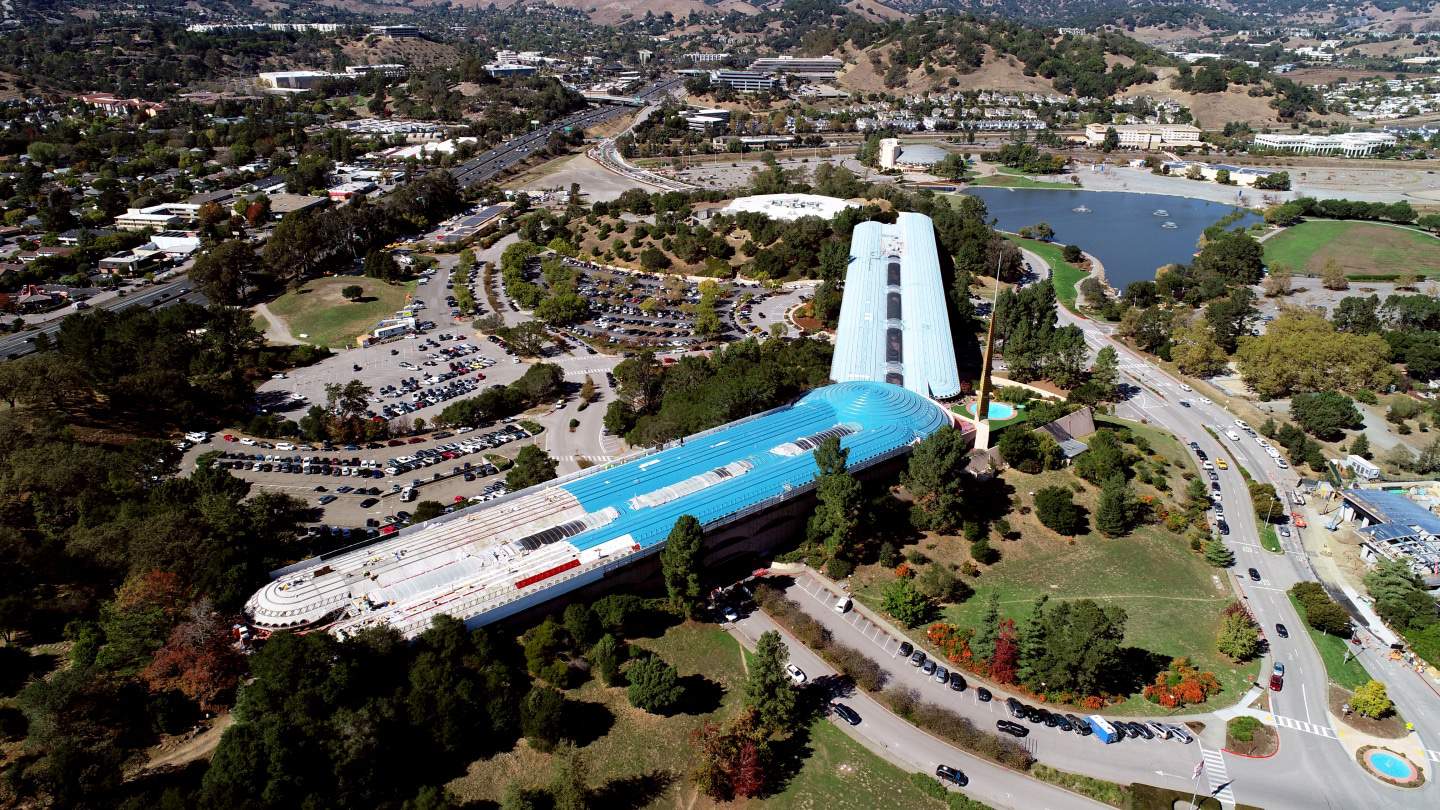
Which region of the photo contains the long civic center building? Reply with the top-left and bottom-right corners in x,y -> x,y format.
244,209 -> 958,639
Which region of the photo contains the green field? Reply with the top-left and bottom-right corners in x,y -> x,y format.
858,416 -> 1259,715
448,622 -> 947,809
266,276 -> 417,347
1262,220 -> 1440,278
971,173 -> 1075,190
1005,235 -> 1089,312
1288,595 -> 1371,690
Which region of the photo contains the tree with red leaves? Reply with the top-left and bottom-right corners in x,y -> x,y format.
730,740 -> 764,798
141,603 -> 245,711
989,618 -> 1020,685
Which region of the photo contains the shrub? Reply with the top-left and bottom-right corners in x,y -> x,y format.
825,557 -> 855,580
910,773 -> 949,801
1227,715 -> 1261,743
1034,486 -> 1085,535
1350,679 -> 1393,719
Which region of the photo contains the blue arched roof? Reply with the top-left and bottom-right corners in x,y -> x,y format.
559,381 -> 947,553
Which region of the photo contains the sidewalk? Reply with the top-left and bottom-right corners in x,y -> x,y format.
1328,706 -> 1431,783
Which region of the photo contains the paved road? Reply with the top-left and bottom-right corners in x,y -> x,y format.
728,608 -> 1107,810
1038,249 -> 1440,809
449,105 -> 628,189
0,273 -> 204,359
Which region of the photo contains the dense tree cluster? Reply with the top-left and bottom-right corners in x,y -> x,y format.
436,362 -> 564,427
993,281 -> 1087,387
604,338 -> 833,447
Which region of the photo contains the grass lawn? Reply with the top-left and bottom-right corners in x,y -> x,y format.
855,417 -> 1259,715
1259,524 -> 1282,554
971,173 -> 1075,190
265,275 -> 416,347
1288,594 -> 1371,690
448,622 -> 946,809
1004,235 -> 1089,312
1262,220 -> 1440,278
766,720 -> 949,810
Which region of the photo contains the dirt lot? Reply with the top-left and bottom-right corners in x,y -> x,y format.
503,152 -> 651,203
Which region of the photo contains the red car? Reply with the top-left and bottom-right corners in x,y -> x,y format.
223,434 -> 236,442
1292,513 -> 1308,528
408,437 -> 425,444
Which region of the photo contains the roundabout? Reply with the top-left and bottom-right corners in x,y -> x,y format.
1358,745 -> 1425,788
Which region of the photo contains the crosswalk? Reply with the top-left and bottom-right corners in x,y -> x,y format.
1200,747 -> 1234,805
1269,714 -> 1338,739
1429,749 -> 1440,763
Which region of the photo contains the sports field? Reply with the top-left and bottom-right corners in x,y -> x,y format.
265,276 -> 416,347
1262,220 -> 1440,278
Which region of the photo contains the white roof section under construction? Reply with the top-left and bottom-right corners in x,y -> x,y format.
829,212 -> 961,400
720,193 -> 858,222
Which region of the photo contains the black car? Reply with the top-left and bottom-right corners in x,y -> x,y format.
934,764 -> 968,787
910,650 -> 927,667
976,687 -> 992,702
1276,623 -> 1289,639
832,703 -> 861,726
317,495 -> 337,505
1006,697 -> 1024,718
1042,712 -> 1060,728
996,720 -> 1029,738
1066,714 -> 1091,736
1217,519 -> 1230,535
1128,722 -> 1154,740
360,498 -> 379,508
1055,714 -> 1073,732
948,671 -> 966,692
1248,567 -> 1262,582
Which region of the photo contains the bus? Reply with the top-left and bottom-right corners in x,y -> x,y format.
1087,715 -> 1119,744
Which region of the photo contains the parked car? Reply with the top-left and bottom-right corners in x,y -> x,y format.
996,720 -> 1029,738
910,650 -> 926,667
832,703 -> 861,726
898,641 -> 914,658
976,687 -> 992,702
834,596 -> 852,613
947,671 -> 966,692
785,664 -> 807,685
934,764 -> 968,787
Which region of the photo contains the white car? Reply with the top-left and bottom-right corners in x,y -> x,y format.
184,431 -> 209,443
1275,458 -> 1290,469
275,442 -> 295,451
1180,383 -> 1193,392
239,437 -> 257,446
456,426 -> 473,433
786,664 -> 807,685
834,596 -> 852,613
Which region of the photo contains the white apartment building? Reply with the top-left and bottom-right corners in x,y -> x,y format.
1252,131 -> 1397,157
748,56 -> 843,77
1084,123 -> 1202,149
714,70 -> 777,92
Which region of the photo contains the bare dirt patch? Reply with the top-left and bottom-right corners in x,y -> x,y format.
1330,684 -> 1408,739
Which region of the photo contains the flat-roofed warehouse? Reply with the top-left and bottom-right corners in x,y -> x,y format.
829,212 -> 961,401
245,382 -> 946,638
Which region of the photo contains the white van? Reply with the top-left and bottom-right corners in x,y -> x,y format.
184,431 -> 210,443
401,487 -> 418,502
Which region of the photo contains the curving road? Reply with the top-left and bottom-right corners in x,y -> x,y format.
0,275 -> 205,360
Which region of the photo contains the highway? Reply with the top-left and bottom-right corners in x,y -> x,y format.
448,105 -> 628,189
0,276 -> 205,360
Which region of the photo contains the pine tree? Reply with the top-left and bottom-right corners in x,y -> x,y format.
744,631 -> 797,736
1016,595 -> 1051,687
661,515 -> 705,617
1350,433 -> 1371,459
1095,479 -> 1133,537
1203,537 -> 1236,568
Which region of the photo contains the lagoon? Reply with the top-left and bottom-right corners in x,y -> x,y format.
963,187 -> 1262,289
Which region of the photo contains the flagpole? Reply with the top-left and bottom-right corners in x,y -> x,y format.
1188,759 -> 1204,810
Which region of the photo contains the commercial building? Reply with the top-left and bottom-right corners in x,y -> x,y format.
328,181 -> 377,202
244,382 -> 947,637
1083,123 -> 1203,149
687,52 -> 731,63
258,70 -> 335,92
344,64 -> 410,79
720,193 -> 858,222
148,231 -> 202,256
1160,161 -> 1278,187
877,138 -> 951,170
1340,485 -> 1440,590
830,212 -> 961,401
486,63 -> 539,78
714,70 -> 777,93
1252,131 -> 1398,157
76,92 -> 167,117
748,56 -> 844,78
371,25 -> 423,39
114,203 -> 200,230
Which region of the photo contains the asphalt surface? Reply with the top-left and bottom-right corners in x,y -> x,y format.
0,273 -> 206,359
729,607 -> 1108,810
1039,249 -> 1440,809
449,105 -> 629,189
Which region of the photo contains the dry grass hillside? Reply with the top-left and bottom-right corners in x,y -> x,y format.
1119,68 -> 1284,129
341,37 -> 463,69
836,42 -> 1059,95
845,0 -> 910,22
437,0 -> 759,24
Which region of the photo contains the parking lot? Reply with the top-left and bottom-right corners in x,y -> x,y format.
555,258 -> 738,350
187,422 -> 540,526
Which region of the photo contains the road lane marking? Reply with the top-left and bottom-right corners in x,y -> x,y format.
1200,747 -> 1234,804
1429,749 -> 1440,763
1268,713 -> 1337,739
